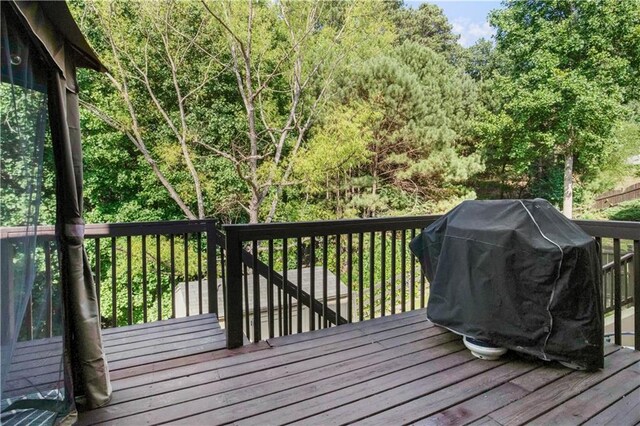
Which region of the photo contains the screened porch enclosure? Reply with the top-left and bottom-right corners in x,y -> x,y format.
1,5 -> 67,423
1,1 -> 109,423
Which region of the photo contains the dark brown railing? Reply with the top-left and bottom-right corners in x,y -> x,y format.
1,217 -> 638,351
224,216 -> 438,347
0,220 -> 222,339
0,219 -> 331,340
226,217 -> 640,350
602,252 -> 634,313
574,220 -> 639,349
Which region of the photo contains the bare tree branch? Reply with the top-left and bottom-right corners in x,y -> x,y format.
90,2 -> 199,219
79,98 -> 197,220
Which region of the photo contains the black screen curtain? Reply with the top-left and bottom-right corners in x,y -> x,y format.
10,0 -> 111,410
48,56 -> 112,410
1,4 -> 70,424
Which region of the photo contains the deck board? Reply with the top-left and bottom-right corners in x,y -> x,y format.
583,386 -> 640,426
78,310 -> 639,426
83,318 -> 452,424
3,314 -> 226,399
486,348 -> 640,425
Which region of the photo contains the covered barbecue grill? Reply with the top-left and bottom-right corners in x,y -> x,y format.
410,199 -> 604,370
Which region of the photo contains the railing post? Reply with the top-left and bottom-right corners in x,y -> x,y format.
206,221 -> 218,316
225,226 -> 244,348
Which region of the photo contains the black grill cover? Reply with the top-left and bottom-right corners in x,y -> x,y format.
410,199 -> 603,370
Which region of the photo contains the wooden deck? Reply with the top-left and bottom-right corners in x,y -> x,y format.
5,314 -> 226,399
79,310 -> 640,425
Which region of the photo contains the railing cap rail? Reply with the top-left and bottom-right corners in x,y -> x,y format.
1,216 -> 637,241
574,219 -> 640,240
0,218 -> 217,239
223,215 -> 441,241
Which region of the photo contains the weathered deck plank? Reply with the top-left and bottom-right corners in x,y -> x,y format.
82,317 -> 450,424
583,386 -> 640,426
4,314 -> 226,399
111,308 -> 426,391
486,348 -> 640,425
77,310 -> 639,426
530,363 -> 640,425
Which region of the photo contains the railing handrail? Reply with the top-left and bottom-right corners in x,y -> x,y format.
3,216 -> 637,241
574,219 -> 640,240
0,219 -> 217,239
224,216 -> 438,347
223,215 -> 441,241
602,252 -> 634,273
3,215 -> 638,349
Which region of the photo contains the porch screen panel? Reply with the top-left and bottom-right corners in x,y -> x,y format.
0,6 -> 72,424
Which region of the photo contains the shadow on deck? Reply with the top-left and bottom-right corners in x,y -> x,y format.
79,310 -> 640,425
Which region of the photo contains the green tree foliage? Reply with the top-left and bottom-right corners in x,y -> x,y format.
0,83 -> 56,226
74,0 -> 395,224
393,2 -> 463,64
582,113 -> 640,202
200,0 -> 395,222
68,0 -> 638,228
328,42 -> 482,217
76,0 -> 247,222
606,200 -> 640,222
293,103 -> 380,218
462,38 -> 496,82
476,0 -> 640,217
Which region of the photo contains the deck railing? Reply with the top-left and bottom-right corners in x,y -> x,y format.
226,217 -> 640,350
223,216 -> 438,347
574,220 -> 639,348
1,216 -> 638,350
0,219 -> 332,340
0,220 -> 222,340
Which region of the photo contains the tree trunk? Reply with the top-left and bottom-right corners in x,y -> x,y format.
371,151 -> 378,218
248,192 -> 260,224
563,151 -> 573,219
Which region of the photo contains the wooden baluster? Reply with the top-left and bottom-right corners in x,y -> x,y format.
336,234 -> 341,323
296,237 -> 303,333
252,240 -> 261,342
156,234 -> 162,321
410,228 -> 416,310
309,236 -> 315,331
170,234 -> 176,318
142,235 -> 147,323
369,232 -> 375,320
322,236 -> 328,328
401,229 -> 406,313
184,233 -> 189,317
198,232 -> 203,315
111,237 -> 117,327
282,238 -> 289,335
46,240 -> 54,336
358,233 -> 364,321
347,233 -> 353,323
613,238 -> 622,345
268,239 -> 275,338
391,230 -> 396,315
380,231 -> 386,317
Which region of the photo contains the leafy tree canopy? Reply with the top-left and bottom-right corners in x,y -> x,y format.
393,2 -> 462,63
476,0 -> 640,216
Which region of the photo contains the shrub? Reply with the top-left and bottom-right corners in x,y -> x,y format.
607,199 -> 640,222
